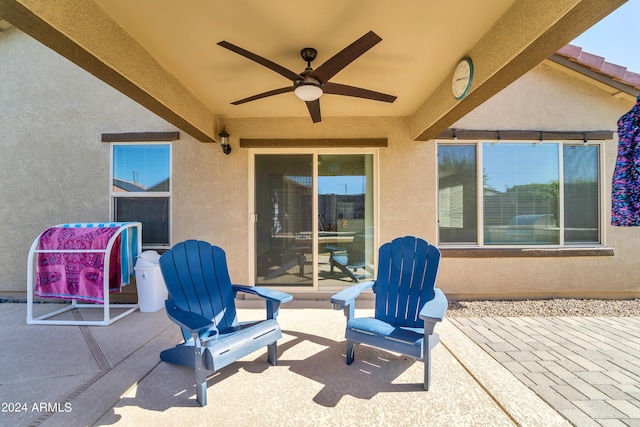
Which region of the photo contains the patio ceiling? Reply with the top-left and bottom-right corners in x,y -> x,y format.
0,0 -> 627,142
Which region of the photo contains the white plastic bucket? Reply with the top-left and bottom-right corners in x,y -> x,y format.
134,251 -> 167,312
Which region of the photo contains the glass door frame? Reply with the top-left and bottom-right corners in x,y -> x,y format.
248,147 -> 379,292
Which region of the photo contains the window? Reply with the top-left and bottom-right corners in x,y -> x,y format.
111,143 -> 171,248
438,145 -> 477,244
438,142 -> 600,246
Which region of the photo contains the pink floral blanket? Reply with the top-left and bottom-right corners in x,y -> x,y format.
35,227 -> 122,303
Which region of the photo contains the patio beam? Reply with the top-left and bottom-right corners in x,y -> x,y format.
410,0 -> 627,141
0,0 -> 216,142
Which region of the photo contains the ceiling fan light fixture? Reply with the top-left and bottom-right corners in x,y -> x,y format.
294,82 -> 323,101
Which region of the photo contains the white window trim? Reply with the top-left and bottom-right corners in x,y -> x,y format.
437,139 -> 604,248
109,141 -> 172,250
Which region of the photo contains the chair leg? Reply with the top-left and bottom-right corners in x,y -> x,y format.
424,336 -> 432,391
346,339 -> 355,365
267,342 -> 278,366
194,348 -> 208,407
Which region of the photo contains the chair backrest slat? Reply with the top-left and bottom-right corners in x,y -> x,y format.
402,238 -> 428,324
374,236 -> 440,328
160,240 -> 238,341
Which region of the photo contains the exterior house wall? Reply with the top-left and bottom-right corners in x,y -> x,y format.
440,62 -> 640,299
1,28 -> 638,299
0,28 -> 182,293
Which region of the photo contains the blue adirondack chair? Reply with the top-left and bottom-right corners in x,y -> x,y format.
330,236 -> 447,390
158,240 -> 293,406
325,227 -> 374,283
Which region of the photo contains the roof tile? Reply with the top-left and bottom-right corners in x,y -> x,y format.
601,62 -> 627,79
556,44 -> 640,91
625,71 -> 640,86
576,51 -> 605,70
557,44 -> 582,59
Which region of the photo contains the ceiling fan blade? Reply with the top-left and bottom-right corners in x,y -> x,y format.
218,41 -> 303,82
305,99 -> 321,123
323,82 -> 396,103
231,86 -> 294,105
309,31 -> 382,84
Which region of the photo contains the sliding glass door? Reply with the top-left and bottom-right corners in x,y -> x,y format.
317,154 -> 375,287
253,151 -> 375,289
254,154 -> 313,286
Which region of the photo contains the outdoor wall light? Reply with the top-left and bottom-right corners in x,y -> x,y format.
218,127 -> 231,155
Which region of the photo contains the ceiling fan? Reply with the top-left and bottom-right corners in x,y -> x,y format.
218,31 -> 397,123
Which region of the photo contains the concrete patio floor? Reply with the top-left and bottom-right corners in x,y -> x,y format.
0,300 -> 586,426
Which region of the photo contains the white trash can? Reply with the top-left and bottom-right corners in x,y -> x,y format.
134,250 -> 168,312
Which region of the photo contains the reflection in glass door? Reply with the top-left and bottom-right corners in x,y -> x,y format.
255,155 -> 313,286
318,154 -> 375,287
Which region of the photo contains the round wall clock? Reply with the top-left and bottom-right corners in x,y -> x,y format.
452,57 -> 474,100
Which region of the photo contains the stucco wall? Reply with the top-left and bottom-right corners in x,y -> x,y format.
170,132 -> 249,281
2,28 -> 638,299
0,28 -> 180,292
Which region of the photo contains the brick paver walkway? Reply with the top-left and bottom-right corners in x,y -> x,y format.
450,316 -> 640,427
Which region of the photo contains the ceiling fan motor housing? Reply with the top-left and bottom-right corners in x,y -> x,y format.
300,47 -> 318,65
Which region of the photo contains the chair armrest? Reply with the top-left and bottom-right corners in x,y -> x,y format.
324,245 -> 347,254
165,299 -> 219,337
232,284 -> 293,303
330,280 -> 375,310
419,288 -> 448,322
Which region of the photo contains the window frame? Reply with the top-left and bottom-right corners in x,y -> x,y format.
110,141 -> 172,250
437,140 -> 604,248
